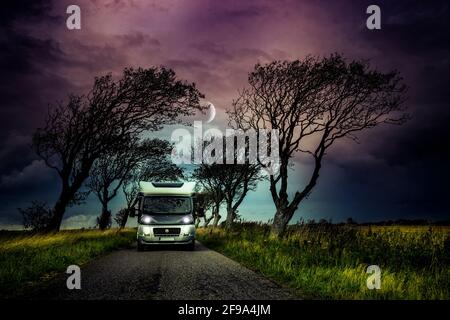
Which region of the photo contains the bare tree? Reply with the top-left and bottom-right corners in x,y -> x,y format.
88,139 -> 173,230
119,147 -> 184,228
33,67 -> 203,231
192,164 -> 226,227
192,163 -> 261,228
193,190 -> 214,227
222,163 -> 262,228
228,54 -> 408,236
114,208 -> 129,228
19,201 -> 53,232
191,135 -> 262,228
88,143 -> 136,230
221,135 -> 263,228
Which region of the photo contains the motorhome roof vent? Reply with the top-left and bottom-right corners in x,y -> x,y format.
139,181 -> 196,196
151,182 -> 184,188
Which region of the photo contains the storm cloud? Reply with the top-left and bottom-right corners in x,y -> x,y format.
0,0 -> 449,227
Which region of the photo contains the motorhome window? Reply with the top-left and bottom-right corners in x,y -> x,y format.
143,196 -> 191,214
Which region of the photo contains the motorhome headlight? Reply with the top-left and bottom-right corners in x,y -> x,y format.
182,215 -> 194,224
140,215 -> 154,225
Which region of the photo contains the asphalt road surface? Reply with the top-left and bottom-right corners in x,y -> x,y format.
31,242 -> 297,300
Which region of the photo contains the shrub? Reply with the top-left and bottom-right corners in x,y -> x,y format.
18,201 -> 53,232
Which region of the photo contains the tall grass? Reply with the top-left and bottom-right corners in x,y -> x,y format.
0,228 -> 135,298
197,223 -> 450,299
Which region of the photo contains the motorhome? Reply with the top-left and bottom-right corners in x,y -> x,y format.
129,182 -> 204,251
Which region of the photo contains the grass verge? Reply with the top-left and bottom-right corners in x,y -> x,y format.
197,223 -> 450,299
0,228 -> 135,298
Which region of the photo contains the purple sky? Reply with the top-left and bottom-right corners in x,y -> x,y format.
1,0 -> 450,228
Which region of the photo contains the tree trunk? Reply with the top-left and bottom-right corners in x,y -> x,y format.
46,189 -> 72,232
212,211 -> 221,228
98,202 -> 111,230
203,215 -> 214,227
210,200 -> 222,228
195,217 -> 201,228
269,152 -> 322,238
119,211 -> 129,229
98,187 -> 112,230
270,205 -> 295,238
225,202 -> 235,229
45,168 -> 92,232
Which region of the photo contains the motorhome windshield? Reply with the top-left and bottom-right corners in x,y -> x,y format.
142,196 -> 191,215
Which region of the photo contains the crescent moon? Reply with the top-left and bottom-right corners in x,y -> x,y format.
206,102 -> 216,123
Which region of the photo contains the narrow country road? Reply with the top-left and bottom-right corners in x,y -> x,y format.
30,242 -> 297,300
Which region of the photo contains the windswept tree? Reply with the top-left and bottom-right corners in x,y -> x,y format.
33,67 -> 203,232
192,163 -> 261,228
221,135 -> 263,228
19,201 -> 53,232
87,139 -> 173,230
222,163 -> 262,228
228,54 -> 408,236
191,135 -> 263,228
119,149 -> 184,228
192,164 -> 226,227
193,191 -> 214,227
114,208 -> 129,228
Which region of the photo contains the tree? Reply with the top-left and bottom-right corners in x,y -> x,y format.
33,67 -> 203,232
193,190 -> 214,227
220,135 -> 264,228
119,147 -> 184,229
95,214 -> 111,229
114,208 -> 129,228
88,142 -> 136,230
193,163 -> 261,228
222,163 -> 262,228
19,201 -> 53,232
228,54 -> 408,237
88,139 -> 173,230
191,134 -> 263,228
192,164 -> 227,227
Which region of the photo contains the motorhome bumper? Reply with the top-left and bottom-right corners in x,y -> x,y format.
137,224 -> 195,243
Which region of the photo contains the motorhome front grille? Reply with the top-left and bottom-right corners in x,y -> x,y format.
153,228 -> 181,236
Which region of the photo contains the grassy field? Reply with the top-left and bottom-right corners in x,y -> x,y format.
197,223 -> 450,299
0,228 -> 135,298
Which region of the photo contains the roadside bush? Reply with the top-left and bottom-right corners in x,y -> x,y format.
18,201 -> 53,232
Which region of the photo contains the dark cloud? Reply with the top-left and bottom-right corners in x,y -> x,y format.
0,0 -> 68,225
61,39 -> 128,72
0,0 -> 69,135
115,32 -> 161,48
1,0 -> 449,227
0,159 -> 60,226
371,112 -> 450,167
0,160 -> 57,191
165,58 -> 209,71
0,132 -> 35,175
0,0 -> 56,26
328,0 -> 450,221
191,41 -> 234,60
204,2 -> 270,25
366,0 -> 450,55
415,61 -> 450,104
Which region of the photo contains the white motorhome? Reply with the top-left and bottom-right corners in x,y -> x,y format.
129,182 -> 204,251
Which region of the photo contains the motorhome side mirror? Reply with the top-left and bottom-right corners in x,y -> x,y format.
197,207 -> 205,218
129,207 -> 136,218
